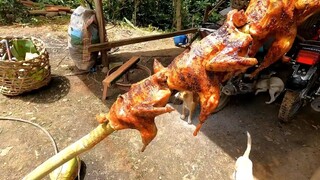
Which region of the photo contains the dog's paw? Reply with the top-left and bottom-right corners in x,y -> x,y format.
180,115 -> 186,120
187,119 -> 192,124
265,101 -> 273,104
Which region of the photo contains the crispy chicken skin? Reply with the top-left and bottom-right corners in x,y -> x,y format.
99,60 -> 174,152
166,10 -> 257,135
234,0 -> 320,77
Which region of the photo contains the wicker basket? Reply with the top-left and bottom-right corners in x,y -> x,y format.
0,36 -> 51,96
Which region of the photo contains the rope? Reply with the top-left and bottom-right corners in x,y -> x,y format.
0,116 -> 58,154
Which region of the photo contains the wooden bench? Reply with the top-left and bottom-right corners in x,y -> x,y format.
102,56 -> 140,99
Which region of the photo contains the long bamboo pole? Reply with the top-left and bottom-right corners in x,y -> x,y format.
23,122 -> 115,180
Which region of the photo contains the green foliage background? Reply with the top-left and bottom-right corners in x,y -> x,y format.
0,0 -> 29,24
0,0 -> 227,29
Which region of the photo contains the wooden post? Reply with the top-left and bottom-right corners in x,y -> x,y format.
94,0 -> 109,69
176,0 -> 182,30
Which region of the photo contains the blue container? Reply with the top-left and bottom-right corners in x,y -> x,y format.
173,35 -> 188,46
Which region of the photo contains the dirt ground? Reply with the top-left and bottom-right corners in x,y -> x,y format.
0,20 -> 320,180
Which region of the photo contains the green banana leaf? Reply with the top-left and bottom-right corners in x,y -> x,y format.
10,39 -> 38,61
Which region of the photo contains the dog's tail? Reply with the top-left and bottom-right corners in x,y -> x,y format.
243,131 -> 252,158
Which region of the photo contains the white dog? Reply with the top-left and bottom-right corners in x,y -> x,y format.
234,131 -> 254,180
174,91 -> 199,124
255,76 -> 284,104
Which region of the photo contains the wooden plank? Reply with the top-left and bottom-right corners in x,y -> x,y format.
94,0 -> 109,68
102,56 -> 140,99
29,10 -> 47,15
103,56 -> 140,85
88,28 -> 198,52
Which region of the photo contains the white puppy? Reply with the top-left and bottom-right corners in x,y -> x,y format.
255,76 -> 284,104
234,131 -> 254,180
174,91 -> 199,124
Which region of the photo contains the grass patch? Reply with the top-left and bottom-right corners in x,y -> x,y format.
30,15 -> 71,26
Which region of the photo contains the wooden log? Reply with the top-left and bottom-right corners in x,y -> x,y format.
93,0 -> 109,68
20,0 -> 55,7
88,28 -> 198,52
55,6 -> 71,12
29,10 -> 47,15
46,7 -> 60,12
46,12 -> 59,17
21,1 -> 71,12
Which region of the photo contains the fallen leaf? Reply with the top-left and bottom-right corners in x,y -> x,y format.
0,147 -> 13,156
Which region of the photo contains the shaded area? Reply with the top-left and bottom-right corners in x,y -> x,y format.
76,48 -> 183,108
23,75 -> 70,104
2,75 -> 70,105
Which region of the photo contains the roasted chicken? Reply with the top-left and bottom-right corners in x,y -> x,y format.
233,0 -> 320,77
166,10 -> 257,135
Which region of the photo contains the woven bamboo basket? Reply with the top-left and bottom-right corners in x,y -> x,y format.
0,36 -> 51,96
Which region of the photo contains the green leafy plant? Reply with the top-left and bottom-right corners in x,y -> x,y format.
0,0 -> 29,25
1,0 -> 227,30
182,0 -> 224,28
10,39 -> 38,60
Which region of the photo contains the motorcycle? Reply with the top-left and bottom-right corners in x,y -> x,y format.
278,39 -> 320,122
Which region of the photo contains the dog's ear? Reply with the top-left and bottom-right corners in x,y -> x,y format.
180,91 -> 187,99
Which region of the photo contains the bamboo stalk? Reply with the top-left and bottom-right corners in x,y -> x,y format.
23,122 -> 115,180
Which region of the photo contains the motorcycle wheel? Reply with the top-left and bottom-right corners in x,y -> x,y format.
278,91 -> 303,122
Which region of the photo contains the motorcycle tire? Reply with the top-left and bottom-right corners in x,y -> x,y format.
278,91 -> 303,122
213,92 -> 230,113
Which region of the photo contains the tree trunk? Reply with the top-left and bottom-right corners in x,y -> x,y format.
176,0 -> 182,30
172,0 -> 176,28
132,0 -> 139,25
